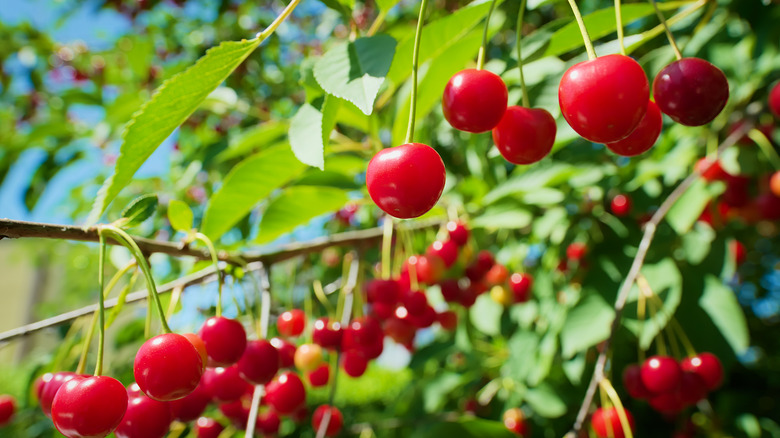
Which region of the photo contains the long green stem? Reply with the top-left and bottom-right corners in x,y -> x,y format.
381,217 -> 393,280
650,0 -> 683,60
257,0 -> 302,40
476,0 -> 499,70
95,231 -> 107,376
615,0 -> 626,55
516,0 -> 530,107
404,0 -> 430,144
599,379 -> 635,438
194,233 -> 223,317
566,0 -> 597,60
748,129 -> 780,169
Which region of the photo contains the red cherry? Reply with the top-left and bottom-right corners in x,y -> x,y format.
484,264 -> 509,286
653,57 -> 729,126
383,317 -> 416,345
566,243 -> 587,261
611,194 -> 632,217
492,106 -> 556,164
202,366 -> 251,402
365,279 -> 401,305
677,371 -> 708,406
559,54 -> 649,143
771,81 -> 780,118
342,349 -> 368,377
465,250 -> 495,282
51,376 -> 128,438
458,285 -> 479,307
313,318 -> 343,350
347,316 -> 383,347
442,69 -> 508,133
640,355 -> 682,394
277,309 -> 306,338
237,339 -> 280,385
182,333 -> 208,372
195,417 -> 224,438
168,383 -> 211,422
218,399 -> 250,426
695,157 -> 729,182
648,390 -> 685,414
134,333 -> 204,401
114,394 -> 172,438
401,291 -> 428,316
308,364 -> 331,387
366,143 -> 446,219
198,316 -> 247,367
265,372 -> 306,415
256,410 -> 281,435
503,408 -> 530,437
437,310 -> 457,331
591,406 -> 635,438
606,100 -> 663,156
730,240 -> 747,266
722,175 -> 750,208
125,382 -> 143,399
408,304 -> 437,329
439,279 -> 463,303
312,405 -> 344,437
769,171 -> 780,197
404,254 -> 445,285
0,395 -> 15,427
446,221 -> 470,246
427,240 -> 458,268
39,371 -> 80,418
756,192 -> 780,220
622,364 -> 651,399
509,273 -> 533,303
270,337 -> 297,368
680,352 -> 723,390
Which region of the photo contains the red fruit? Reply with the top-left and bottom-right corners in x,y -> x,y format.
0,395 -> 15,427
677,371 -> 708,406
312,405 -> 344,437
465,250 -> 495,282
270,337 -> 297,368
168,383 -> 211,422
39,371 -> 80,418
371,301 -> 396,320
641,355 -> 682,394
294,343 -> 324,372
611,194 -> 632,217
342,349 -> 368,377
384,317 -> 416,345
265,372 -> 306,415
653,57 -> 729,126
218,399 -> 249,426
346,316 -> 383,347
770,171 -> 780,197
730,240 -> 747,266
237,339 -> 280,385
756,192 -> 780,220
308,364 -> 330,387
181,333 -> 208,372
313,318 -> 343,350
427,240 -> 458,268
484,264 -> 509,286
648,390 -> 685,414
606,100 -> 663,156
442,69 -> 508,133
503,408 -> 530,437
680,352 -> 724,390
493,106 -> 557,164
195,417 -> 224,438
134,333 -> 204,401
722,175 -> 750,208
114,395 -> 172,438
202,366 -> 251,403
591,406 -> 635,438
437,310 -> 458,331
256,410 -> 281,435
365,279 -> 401,305
622,364 -> 651,399
405,255 -> 445,285
509,273 -> 533,303
566,242 -> 587,261
401,290 -> 428,316
408,304 -> 437,329
439,279 -> 463,303
559,54 -> 649,143
51,376 -> 128,438
695,157 -> 729,182
458,285 -> 479,307
366,143 -> 446,219
446,221 -> 470,246
198,316 -> 247,367
771,81 -> 780,118
277,309 -> 306,338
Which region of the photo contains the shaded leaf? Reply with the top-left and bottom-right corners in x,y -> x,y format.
700,275 -> 749,354
167,200 -> 194,232
120,194 -> 158,228
416,419 -> 516,438
666,179 -> 724,235
560,293 -> 614,358
525,383 -> 567,418
255,186 -> 350,244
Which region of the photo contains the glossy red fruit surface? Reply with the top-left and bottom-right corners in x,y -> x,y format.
641,355 -> 682,394
509,273 -> 533,303
237,339 -> 280,385
198,316 -> 247,367
365,279 -> 401,305
182,333 -> 208,371
202,366 -> 250,402
383,317 -> 416,345
503,408 -> 530,437
611,194 -> 632,217
622,364 -> 651,399
134,333 -> 204,401
313,318 -> 343,350
366,143 -> 446,219
270,337 -> 297,368
168,383 -> 210,422
256,410 -> 281,435
439,279 -> 463,303
606,100 -> 663,156
771,81 -> 780,118
51,376 -> 128,438
566,243 -> 587,261
312,405 -> 344,437
427,240 -> 458,268
677,371 -> 708,406
653,57 -> 729,126
40,371 -> 80,418
265,372 -> 306,415
278,309 -> 306,337
591,406 -> 635,438
437,310 -> 458,331
559,54 -> 649,143
294,343 -> 324,373
308,364 -> 330,387
342,349 -> 368,377
442,69 -> 508,133
195,417 -> 224,438
493,106 -> 557,164
446,221 -> 470,246
114,395 -> 172,438
0,395 -> 15,426
681,352 -> 723,390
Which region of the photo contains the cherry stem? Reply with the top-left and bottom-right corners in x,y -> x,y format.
381,217 -> 393,280
649,0 -> 683,60
245,385 -> 265,437
476,0 -> 499,70
639,275 -> 697,357
256,0 -> 302,40
635,289 -> 647,363
566,0 -> 597,60
516,0 -> 530,108
615,0 -> 626,55
404,0 -> 430,144
304,282 -> 314,344
194,232 -> 223,317
95,231 -> 107,376
599,379 -> 635,438
258,264 -> 272,339
748,128 -> 780,169
646,294 -> 667,356
313,280 -> 336,318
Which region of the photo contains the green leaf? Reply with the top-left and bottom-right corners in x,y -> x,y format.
471,204 -> 533,230
666,180 -> 724,234
120,194 -> 158,228
216,121 -> 289,162
313,35 -> 397,115
469,295 -> 503,336
289,103 -> 325,170
700,275 -> 749,354
255,186 -> 350,244
417,419 -> 516,438
375,0 -> 400,10
88,38 -> 261,222
525,383 -> 567,418
560,293 -> 615,358
321,94 -> 342,147
502,331 -> 539,382
167,200 -> 194,232
563,353 -> 587,385
202,145 -> 307,240
423,373 -> 464,413
624,259 -> 684,349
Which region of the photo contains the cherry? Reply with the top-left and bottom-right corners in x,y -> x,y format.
491,285 -> 514,306
114,394 -> 172,438
372,301 -> 396,320
219,399 -> 250,426
294,343 -> 325,372
641,355 -> 682,394
653,57 -> 729,126
0,395 -> 15,427
648,390 -> 684,414
237,339 -> 280,385
566,242 -> 587,262
404,254 -> 445,285
677,371 -> 708,406
270,337 -> 297,368
342,349 -> 368,377
198,316 -> 247,367
465,250 -> 495,282
695,157 -> 729,182
611,194 -> 632,217
446,221 -> 470,246
195,417 -> 224,438
622,364 -> 651,399
313,318 -> 344,350
51,376 -> 128,438
591,406 -> 635,438
680,352 -> 723,390
346,316 -> 383,347
39,371 -> 80,418
509,273 -> 533,303
277,309 -> 306,338
722,175 -> 750,207
365,279 -> 401,305
168,383 -> 211,422
265,372 -> 306,415
408,304 -> 437,329
756,192 -> 780,220
256,410 -> 281,435
503,408 -> 530,437
771,81 -> 780,118
484,264 -> 509,286
770,171 -> 780,197
730,240 -> 747,266
427,240 -> 458,268
383,317 -> 416,345
202,366 -> 251,402
492,106 -> 557,164
442,69 -> 508,133
559,54 -> 649,143
182,333 -> 208,371
437,310 -> 457,331
458,285 -> 479,307
439,279 -> 463,303
366,143 -> 446,219
312,405 -> 344,437
308,364 -> 331,387
134,333 -> 204,401
126,382 -> 143,399
606,100 -> 663,156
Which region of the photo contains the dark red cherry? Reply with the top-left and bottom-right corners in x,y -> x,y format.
680,352 -> 723,390
202,366 -> 251,402
198,316 -> 247,367
611,194 -> 632,217
446,221 -> 470,246
442,69 -> 507,133
265,372 -> 306,415
427,240 -> 458,268
622,364 -> 651,399
237,339 -> 280,385
308,364 -> 330,387
51,376 -> 128,438
256,410 -> 281,435
437,310 -> 457,331
408,304 -> 437,329
40,371 -> 80,418
559,54 -> 649,143
404,255 -> 445,285
770,81 -> 780,118
756,192 -> 780,220
383,317 -> 416,345
134,333 -> 204,401
503,408 -> 530,437
677,371 -> 708,406
366,143 -> 446,219
168,383 -> 210,422
277,309 -> 306,338
313,318 -> 343,350
591,406 -> 635,438
439,279 -> 463,303
312,405 -> 344,437
493,106 -> 556,164
270,337 -> 296,368
346,316 -> 383,347
218,399 -> 249,426
365,279 -> 401,305
566,243 -> 587,261
195,417 -> 224,438
641,355 -> 682,394
400,291 -> 428,317
653,57 -> 729,126
648,390 -> 685,414
342,349 -> 368,377
606,100 -> 663,156
695,157 -> 729,182
114,394 -> 172,438
509,273 -> 533,303
0,395 -> 15,427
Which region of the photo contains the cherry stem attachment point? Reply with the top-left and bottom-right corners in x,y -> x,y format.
405,0 -> 430,144
650,0 -> 683,60
477,0 -> 499,70
615,0 -> 626,55
516,0 -> 530,108
194,232 -> 223,317
566,0 -> 597,60
95,231 -> 107,376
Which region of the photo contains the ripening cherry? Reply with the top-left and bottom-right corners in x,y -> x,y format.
270,337 -> 297,368
198,316 -> 247,367
770,171 -> 780,197
383,316 -> 416,345
294,344 -> 325,373
114,394 -> 172,438
509,273 -> 533,303
770,81 -> 780,118
277,309 -> 306,338
606,100 -> 663,156
442,69 -> 508,133
265,372 -> 306,415
437,310 -> 458,331
308,364 -> 330,387
312,405 -> 344,437
622,364 -> 651,399
439,279 -> 463,303
201,366 -> 250,403
39,371 -> 80,418
366,143 -> 446,219
134,333 -> 204,401
256,410 -> 281,435
566,242 -> 587,262
653,57 -> 729,126
195,417 -> 224,438
237,339 -> 280,385
591,406 -> 635,438
446,221 -> 470,246
313,318 -> 343,351
484,264 -> 509,286
680,352 -> 723,390
559,54 -> 649,143
641,355 -> 682,394
427,240 -> 458,268
168,383 -> 211,422
0,395 -> 15,427
503,408 -> 530,437
51,376 -> 128,438
493,106 -> 557,164
611,194 -> 632,217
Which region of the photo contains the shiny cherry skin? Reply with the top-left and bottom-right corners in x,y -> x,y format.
0,395 -> 15,426
641,355 -> 682,394
442,69 -> 508,133
134,333 -> 204,401
256,410 -> 281,435
366,143 -> 446,219
39,371 -> 80,418
493,106 -> 557,164
51,375 -> 128,438
345,316 -> 383,348
446,221 -> 470,246
509,273 -> 533,303
559,54 -> 649,143
313,318 -> 343,350
114,394 -> 172,438
202,366 -> 250,402
383,316 -> 416,345
265,372 -> 306,415
237,339 -> 280,385
365,279 -> 401,305
308,364 -> 331,387
270,337 -> 297,368
606,100 -> 663,156
342,349 -> 369,377
198,316 -> 247,367
439,279 -> 463,303
427,240 -> 458,268
503,408 -> 530,437
277,309 -> 306,337
591,406 -> 635,438
611,194 -> 632,217
294,343 -> 325,373
653,57 -> 729,126
312,405 -> 344,437
770,81 -> 780,118
622,364 -> 651,399
680,352 -> 723,390
168,383 -> 211,422
404,255 -> 445,285
195,417 -> 224,438
182,333 -> 208,371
